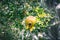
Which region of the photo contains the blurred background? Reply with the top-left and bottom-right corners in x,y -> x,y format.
0,0 -> 60,40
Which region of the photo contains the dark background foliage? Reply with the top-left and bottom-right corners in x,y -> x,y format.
0,0 -> 60,40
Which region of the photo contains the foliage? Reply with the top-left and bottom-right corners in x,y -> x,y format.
0,0 -> 58,40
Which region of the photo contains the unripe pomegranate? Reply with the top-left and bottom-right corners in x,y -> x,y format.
25,16 -> 36,32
